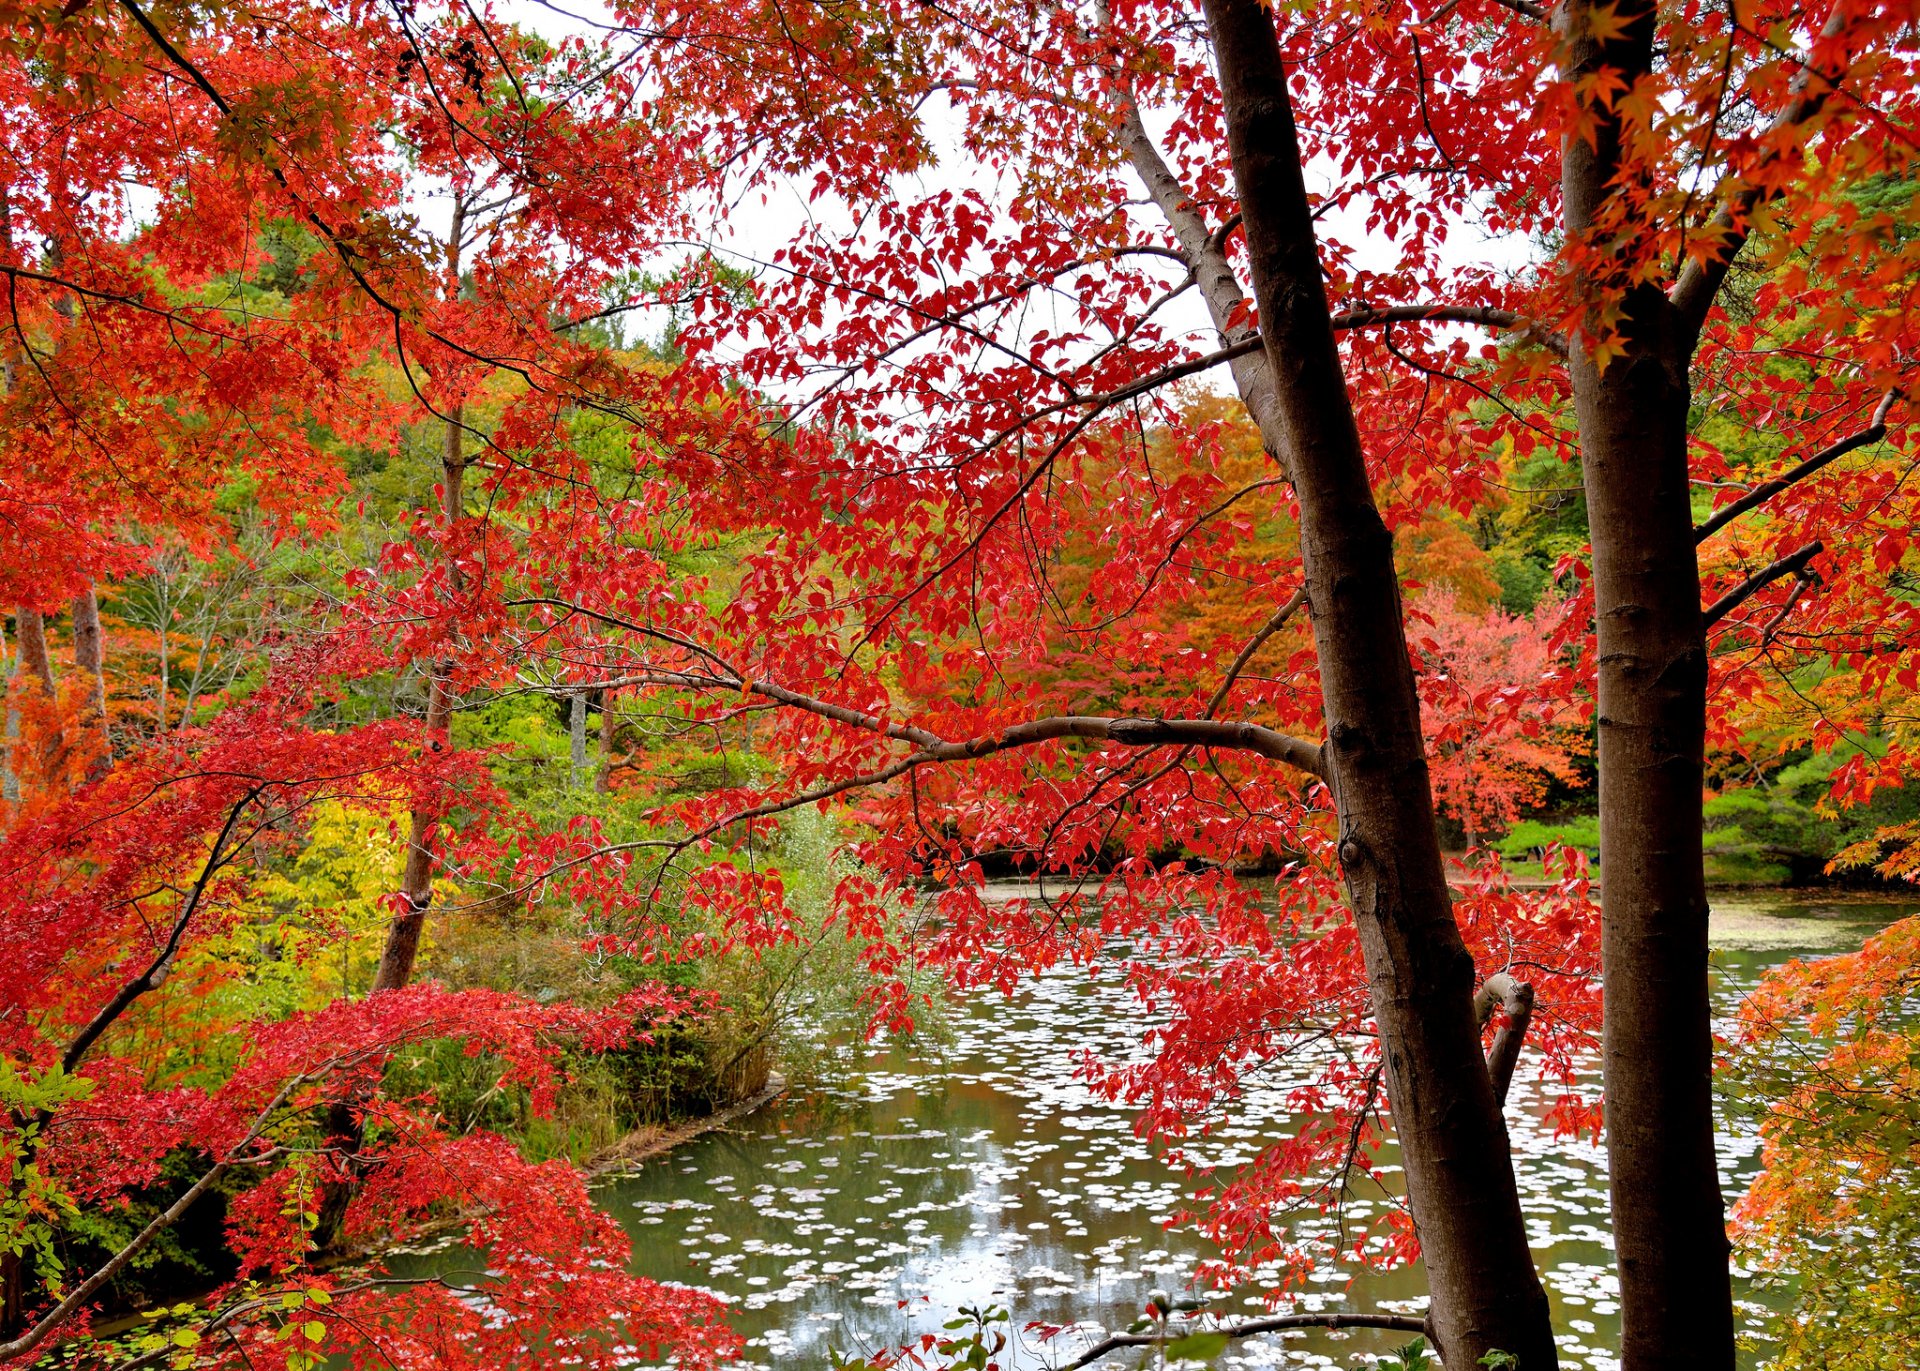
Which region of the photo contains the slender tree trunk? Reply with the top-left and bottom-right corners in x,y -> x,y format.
370,197 -> 468,996
11,608 -> 60,794
13,610 -> 53,697
312,409 -> 465,1250
70,585 -> 110,775
1560,5 -> 1734,1366
154,583 -> 170,739
1200,3 -> 1557,1365
314,207 -> 468,1253
3,627 -> 17,810
5,609 -> 56,804
569,690 -> 588,789
369,403 -> 466,994
596,687 -> 616,793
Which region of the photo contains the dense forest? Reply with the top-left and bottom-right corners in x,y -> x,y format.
1,1 -> 1917,1369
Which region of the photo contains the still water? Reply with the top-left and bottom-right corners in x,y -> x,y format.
466,893 -> 1916,1369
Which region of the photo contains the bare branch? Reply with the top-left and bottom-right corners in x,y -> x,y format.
936,296 -> 1556,442
59,786 -> 262,1077
1485,0 -> 1549,22
516,602 -> 1328,780
1331,303 -> 1567,357
1205,587 -> 1308,718
1694,390 -> 1899,543
1702,540 -> 1822,626
913,715 -> 1324,777
1058,1312 -> 1430,1370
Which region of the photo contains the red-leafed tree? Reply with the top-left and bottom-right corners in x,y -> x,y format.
484,2 -> 1915,1367
1413,588 -> 1587,843
0,692 -> 736,1366
0,0 -> 752,1362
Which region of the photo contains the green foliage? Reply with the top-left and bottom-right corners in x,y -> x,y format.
1162,1331 -> 1231,1362
1,1062 -> 89,1292
1704,743 -> 1920,885
1494,816 -> 1601,861
1363,1338 -> 1432,1371
1489,548 -> 1552,616
831,1304 -> 1009,1371
1743,1188 -> 1920,1370
1724,909 -> 1920,1370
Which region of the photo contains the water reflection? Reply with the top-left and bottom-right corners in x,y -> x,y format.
570,895 -> 1918,1367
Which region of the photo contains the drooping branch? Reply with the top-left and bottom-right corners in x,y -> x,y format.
918,714 -> 1325,775
505,702 -> 1327,906
1702,539 -> 1822,627
1474,971 -> 1536,1106
1059,1311 -> 1430,1371
521,601 -> 1326,777
1694,391 -> 1899,543
57,786 -> 261,1078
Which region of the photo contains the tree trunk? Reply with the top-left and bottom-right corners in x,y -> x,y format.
1560,4 -> 1735,1366
369,402 -> 465,995
1200,2 -> 1558,1365
5,609 -> 57,804
13,610 -> 54,696
70,585 -> 110,775
596,687 -> 616,792
314,208 -> 469,1254
370,195 -> 468,997
569,690 -> 588,789
1569,322 -> 1728,1371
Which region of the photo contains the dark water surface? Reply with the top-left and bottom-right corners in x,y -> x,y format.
430,892 -> 1916,1369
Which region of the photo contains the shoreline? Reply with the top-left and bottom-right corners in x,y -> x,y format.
586,1073 -> 790,1181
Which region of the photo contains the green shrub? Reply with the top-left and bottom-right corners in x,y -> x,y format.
1495,815 -> 1601,861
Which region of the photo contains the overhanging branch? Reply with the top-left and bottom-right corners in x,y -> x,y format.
518,601 -> 1326,779
1060,1311 -> 1430,1370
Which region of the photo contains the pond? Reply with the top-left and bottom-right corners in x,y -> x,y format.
424,891 -> 1917,1370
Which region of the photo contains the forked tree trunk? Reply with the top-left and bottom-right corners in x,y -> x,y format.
1560,5 -> 1735,1367
1200,2 -> 1558,1365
